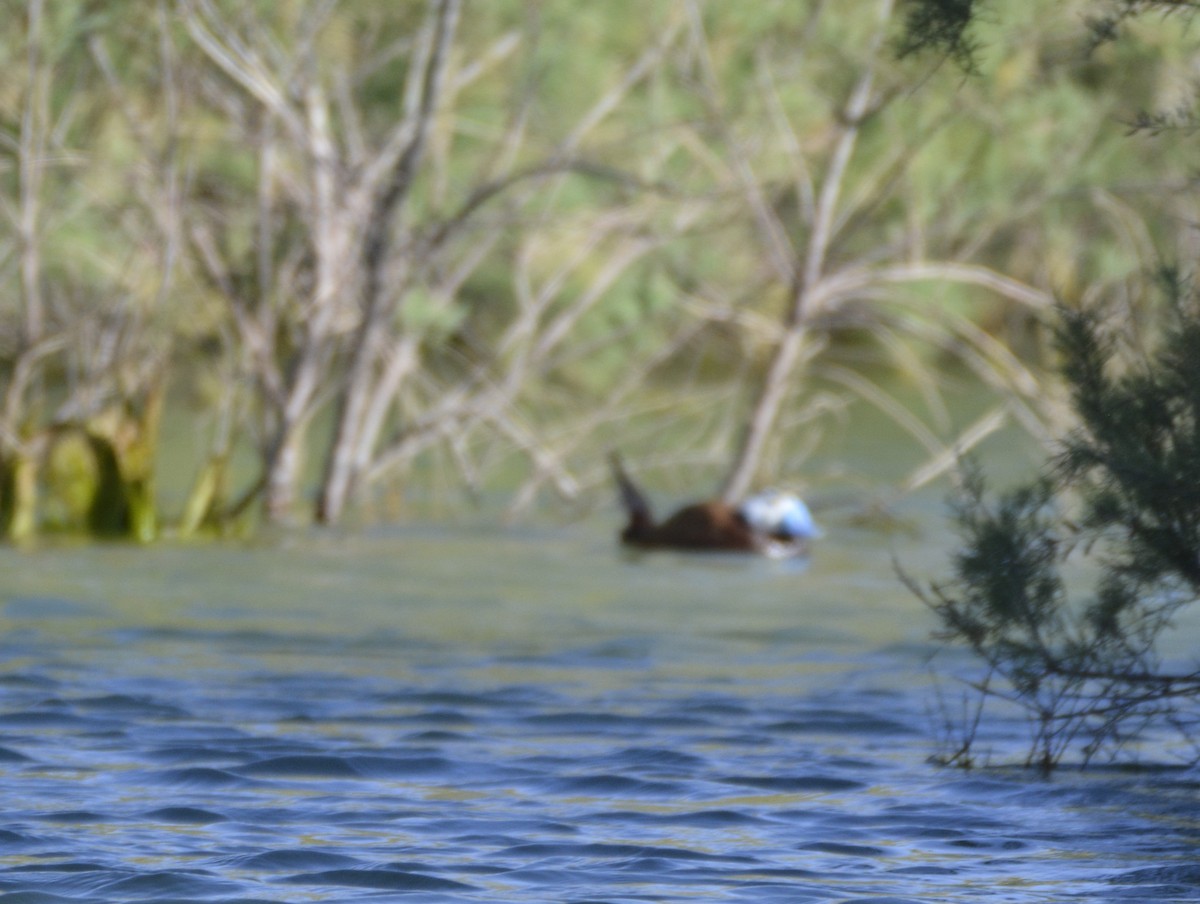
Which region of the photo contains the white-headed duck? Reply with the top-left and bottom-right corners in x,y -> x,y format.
609,453 -> 820,558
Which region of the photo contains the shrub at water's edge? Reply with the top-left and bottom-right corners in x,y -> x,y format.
905,271 -> 1200,770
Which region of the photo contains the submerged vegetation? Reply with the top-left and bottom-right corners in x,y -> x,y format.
0,0 -> 1194,539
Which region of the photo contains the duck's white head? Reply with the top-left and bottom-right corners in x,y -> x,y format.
740,490 -> 821,540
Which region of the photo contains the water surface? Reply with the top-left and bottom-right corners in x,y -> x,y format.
0,508 -> 1197,902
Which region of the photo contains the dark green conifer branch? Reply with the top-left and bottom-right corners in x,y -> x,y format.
907,276 -> 1200,768
895,0 -> 986,73
899,0 -> 1200,75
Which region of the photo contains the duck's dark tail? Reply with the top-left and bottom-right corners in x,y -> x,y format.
608,451 -> 653,527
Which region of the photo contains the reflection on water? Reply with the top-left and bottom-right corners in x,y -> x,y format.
0,507 -> 1197,902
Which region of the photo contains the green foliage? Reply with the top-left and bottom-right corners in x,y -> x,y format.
1058,272 -> 1200,601
0,452 -> 38,543
41,414 -> 160,543
44,432 -> 102,530
896,0 -> 985,72
912,278 -> 1200,768
944,470 -> 1064,653
900,0 -> 1182,68
2,0 -> 1198,531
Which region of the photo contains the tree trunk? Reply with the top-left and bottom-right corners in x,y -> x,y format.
719,326 -> 815,503
316,0 -> 460,525
263,426 -> 303,525
19,0 -> 47,347
717,0 -> 891,502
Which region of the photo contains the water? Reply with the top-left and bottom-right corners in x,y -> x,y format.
0,510 -> 1197,903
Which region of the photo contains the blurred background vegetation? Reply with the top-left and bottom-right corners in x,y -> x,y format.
0,0 -> 1194,540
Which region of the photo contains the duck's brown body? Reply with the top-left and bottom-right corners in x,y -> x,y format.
621,499 -> 758,551
610,452 -> 803,555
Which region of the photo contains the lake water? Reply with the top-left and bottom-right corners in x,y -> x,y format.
0,500 -> 1198,902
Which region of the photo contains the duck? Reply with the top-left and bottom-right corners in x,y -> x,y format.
609,452 -> 820,558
